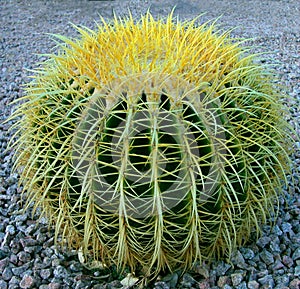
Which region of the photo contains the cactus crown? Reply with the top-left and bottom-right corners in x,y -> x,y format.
11,12 -> 293,278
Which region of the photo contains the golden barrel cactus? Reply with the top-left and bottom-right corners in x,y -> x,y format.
11,12 -> 293,278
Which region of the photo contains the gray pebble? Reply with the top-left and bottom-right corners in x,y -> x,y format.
230,250 -> 247,269
269,237 -> 281,253
240,247 -> 255,260
69,262 -> 82,272
294,265 -> 300,277
19,274 -> 35,289
258,275 -> 274,287
51,258 -> 61,267
213,261 -> 232,276
74,281 -> 91,289
217,276 -> 230,287
5,224 -> 15,235
53,265 -> 69,279
0,257 -> 9,272
25,224 -> 37,236
247,280 -> 260,289
8,276 -> 20,288
47,282 -> 61,289
292,247 -> 300,260
231,272 -> 244,286
282,255 -> 294,267
40,268 -> 53,279
256,236 -> 271,248
180,273 -> 195,287
20,238 -> 37,248
272,225 -> 283,236
153,281 -> 170,289
235,282 -> 247,289
0,280 -> 8,289
281,222 -> 293,233
11,263 -> 31,276
289,278 -> 300,289
274,275 -> 290,286
260,249 -> 274,265
17,251 -> 32,263
2,267 -> 13,281
272,259 -> 284,271
14,214 -> 28,223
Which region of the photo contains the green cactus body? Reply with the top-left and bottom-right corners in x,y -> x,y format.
11,12 -> 293,278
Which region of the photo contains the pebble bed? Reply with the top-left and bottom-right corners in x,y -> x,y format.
0,1 -> 299,288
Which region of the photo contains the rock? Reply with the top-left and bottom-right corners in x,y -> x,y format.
236,282 -> 247,289
282,255 -> 294,267
272,225 -> 283,236
292,247 -> 300,260
217,276 -> 230,287
19,274 -> 35,289
198,280 -> 210,289
8,276 -> 20,288
2,267 -> 13,281
14,214 -> 28,223
5,224 -> 15,235
0,249 -> 8,259
11,263 -> 31,276
40,268 -> 52,279
270,237 -> 281,253
247,280 -> 260,289
53,265 -> 69,279
48,282 -> 61,289
260,249 -> 274,265
69,262 -> 82,272
272,259 -> 284,270
282,222 -> 293,233
9,239 -> 21,254
230,250 -> 247,269
51,258 -> 61,267
75,280 -> 90,289
240,247 -> 255,260
256,236 -> 271,248
153,281 -> 170,289
213,261 -> 232,276
180,273 -> 195,287
274,275 -> 290,286
194,262 -> 210,278
161,272 -> 178,288
0,258 -> 9,273
258,275 -> 274,287
24,224 -> 37,236
294,265 -> 300,276
17,251 -> 31,263
289,278 -> 300,289
231,272 -> 244,286
0,280 -> 8,289
20,238 -> 37,248
257,269 -> 268,278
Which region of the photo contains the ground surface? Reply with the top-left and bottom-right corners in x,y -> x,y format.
1,1 -> 300,289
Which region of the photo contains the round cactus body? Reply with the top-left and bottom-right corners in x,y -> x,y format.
12,13 -> 293,277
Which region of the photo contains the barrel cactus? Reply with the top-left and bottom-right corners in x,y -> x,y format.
11,12 -> 293,278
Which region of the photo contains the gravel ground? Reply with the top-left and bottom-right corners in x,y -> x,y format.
0,0 -> 300,288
